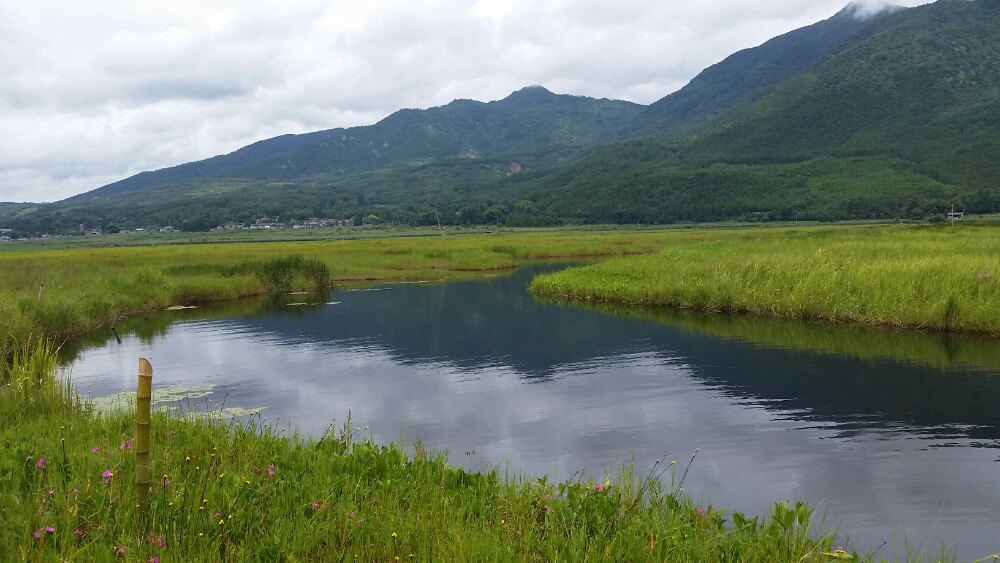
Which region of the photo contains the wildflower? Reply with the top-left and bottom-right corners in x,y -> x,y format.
218,519 -> 225,526
185,456 -> 191,462
267,463 -> 275,476
213,512 -> 221,519
116,546 -> 126,555
71,489 -> 80,494
119,440 -> 132,451
150,558 -> 160,563
545,505 -> 551,513
697,508 -> 707,516
311,502 -> 320,511
44,525 -> 54,533
36,458 -> 46,469
26,455 -> 34,462
73,529 -> 85,537
595,484 -> 604,492
545,493 -> 552,500
48,488 -> 55,495
217,473 -> 224,479
91,447 -> 100,453
102,469 -> 114,484
349,510 -> 355,518
33,530 -> 41,538
391,532 -> 397,539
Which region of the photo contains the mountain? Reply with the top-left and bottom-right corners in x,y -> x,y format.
626,1 -> 900,139
682,0 -> 1000,188
4,0 -> 997,234
520,0 -> 1000,223
72,86 -> 641,202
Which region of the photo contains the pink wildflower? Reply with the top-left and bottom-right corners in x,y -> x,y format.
150,558 -> 160,563
267,463 -> 275,476
116,546 -> 126,555
119,440 -> 133,451
545,505 -> 551,513
44,526 -> 55,533
36,458 -> 46,469
213,512 -> 221,519
595,484 -> 604,492
91,447 -> 100,453
311,502 -> 320,511
102,469 -> 114,484
33,530 -> 41,539
349,510 -> 355,518
48,488 -> 55,495
26,455 -> 34,462
697,508 -> 707,516
73,529 -> 85,537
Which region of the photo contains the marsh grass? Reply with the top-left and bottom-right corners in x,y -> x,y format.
0,345 -> 858,561
0,229 -> 708,359
531,225 -> 1000,335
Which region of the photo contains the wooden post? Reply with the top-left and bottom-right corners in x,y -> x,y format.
136,358 -> 153,507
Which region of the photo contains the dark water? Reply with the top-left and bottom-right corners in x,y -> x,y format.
62,264 -> 1000,558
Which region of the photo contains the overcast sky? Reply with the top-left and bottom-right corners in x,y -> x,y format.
0,0 -> 930,203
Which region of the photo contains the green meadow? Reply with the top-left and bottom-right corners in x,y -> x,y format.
5,224 -> 998,560
0,229 -> 694,360
531,225 -> 1000,335
0,341 -> 854,561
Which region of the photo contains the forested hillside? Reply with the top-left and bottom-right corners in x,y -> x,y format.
3,0 -> 996,235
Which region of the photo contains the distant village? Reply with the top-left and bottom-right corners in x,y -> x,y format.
0,217 -> 356,242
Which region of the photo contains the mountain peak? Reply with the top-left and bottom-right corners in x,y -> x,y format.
838,0 -> 904,20
505,85 -> 554,98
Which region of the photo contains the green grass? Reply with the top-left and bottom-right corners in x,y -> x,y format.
530,224 -> 1000,335
4,224 -> 992,560
0,343 -> 853,561
0,228 -> 736,360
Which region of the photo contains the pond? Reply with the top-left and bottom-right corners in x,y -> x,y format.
61,263 -> 1000,558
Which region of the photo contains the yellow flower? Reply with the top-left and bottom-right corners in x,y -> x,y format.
391,532 -> 398,539
218,519 -> 225,526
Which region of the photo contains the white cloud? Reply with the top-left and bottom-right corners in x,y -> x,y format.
0,0 -> 931,202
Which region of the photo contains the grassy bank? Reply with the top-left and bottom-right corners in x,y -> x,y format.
0,344 -> 852,561
0,229 -> 710,359
531,225 -> 1000,335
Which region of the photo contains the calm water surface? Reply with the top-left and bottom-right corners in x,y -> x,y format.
62,264 -> 1000,558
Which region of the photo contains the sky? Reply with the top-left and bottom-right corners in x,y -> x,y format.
0,0 -> 930,203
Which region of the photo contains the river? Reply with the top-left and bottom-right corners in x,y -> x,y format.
60,263 -> 1000,559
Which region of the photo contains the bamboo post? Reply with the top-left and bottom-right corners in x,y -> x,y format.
136,358 -> 153,507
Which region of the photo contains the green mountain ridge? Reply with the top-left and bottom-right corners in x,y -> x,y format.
626,1 -> 900,139
4,0 -> 997,234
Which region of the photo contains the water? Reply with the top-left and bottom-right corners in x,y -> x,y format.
62,263 -> 1000,558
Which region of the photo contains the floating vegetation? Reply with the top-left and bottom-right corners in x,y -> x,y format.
87,385 -> 215,413
87,385 -> 266,420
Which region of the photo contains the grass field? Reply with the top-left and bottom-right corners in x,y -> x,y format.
531,224 -> 1000,335
4,224 -> 995,560
0,229 -> 707,360
0,343 -> 853,561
